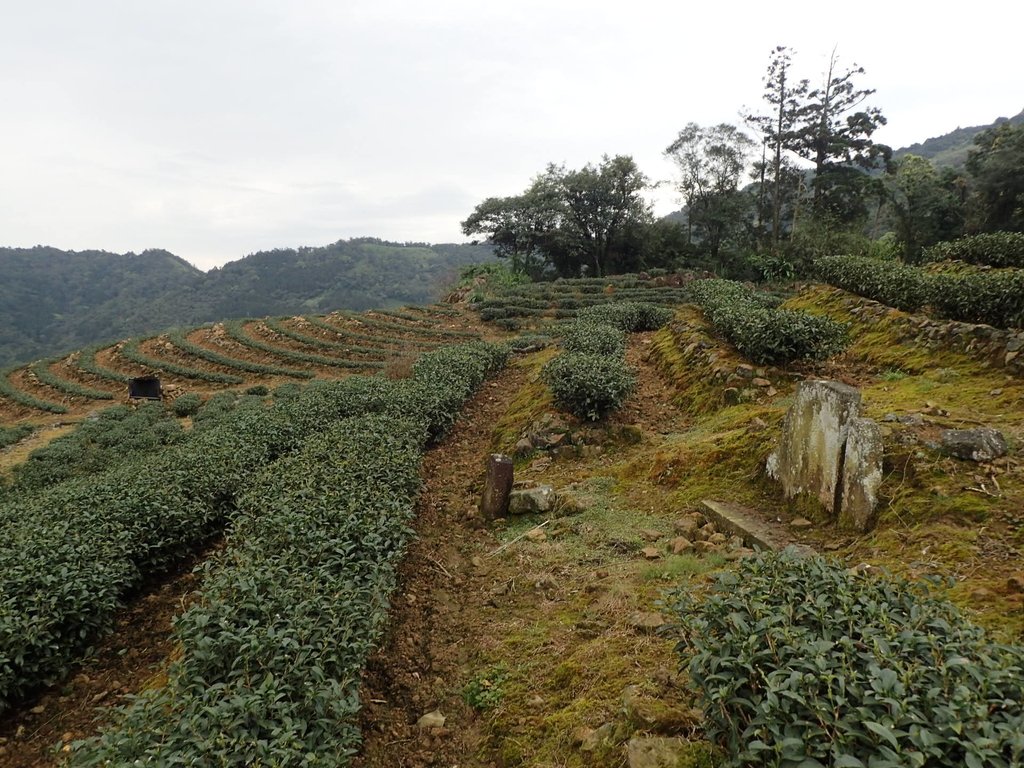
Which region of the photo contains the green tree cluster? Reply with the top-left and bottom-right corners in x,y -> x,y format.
462,155 -> 660,278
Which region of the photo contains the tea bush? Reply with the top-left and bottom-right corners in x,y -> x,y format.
120,337 -> 246,384
75,344 -> 130,383
689,279 -> 847,364
562,321 -> 627,356
672,550 -> 1024,767
922,232 -> 1024,268
0,424 -> 32,449
68,341 -> 508,765
10,403 -> 185,490
29,359 -> 114,400
541,353 -> 635,421
171,393 -> 202,417
302,314 -> 443,349
576,301 -> 675,332
223,320 -> 383,370
262,317 -> 389,358
816,255 -> 1024,329
815,255 -> 930,312
166,330 -> 312,379
0,366 -> 68,414
928,270 -> 1024,329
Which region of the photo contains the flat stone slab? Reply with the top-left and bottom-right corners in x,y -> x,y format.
700,499 -> 791,552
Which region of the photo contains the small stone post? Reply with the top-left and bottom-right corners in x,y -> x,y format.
480,453 -> 514,521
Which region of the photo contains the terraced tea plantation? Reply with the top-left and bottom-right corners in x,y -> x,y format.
0,304 -> 478,421
0,271 -> 1021,767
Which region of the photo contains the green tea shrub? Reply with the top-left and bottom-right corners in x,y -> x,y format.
67,342 -> 508,765
29,359 -> 114,401
541,353 -> 635,421
922,232 -> 1024,268
245,384 -> 269,396
815,255 -> 931,312
75,344 -> 130,383
690,279 -> 847,364
171,393 -> 202,417
223,321 -> 382,370
817,255 -> 1024,329
672,550 -> 1024,767
10,403 -> 184,490
0,366 -> 68,414
576,301 -> 674,332
928,270 -> 1024,328
562,321 -> 627,356
0,424 -> 32,449
165,330 -> 312,380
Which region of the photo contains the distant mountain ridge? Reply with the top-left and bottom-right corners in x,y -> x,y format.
0,239 -> 493,367
894,108 -> 1024,168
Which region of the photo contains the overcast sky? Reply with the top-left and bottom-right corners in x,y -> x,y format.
1,1 -> 1020,270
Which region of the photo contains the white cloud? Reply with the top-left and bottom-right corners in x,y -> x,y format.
1,0 -> 1021,269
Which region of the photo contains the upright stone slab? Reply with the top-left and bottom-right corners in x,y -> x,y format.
838,417 -> 884,531
766,380 -> 862,515
479,454 -> 514,521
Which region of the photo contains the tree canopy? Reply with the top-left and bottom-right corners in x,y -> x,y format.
462,155 -> 653,278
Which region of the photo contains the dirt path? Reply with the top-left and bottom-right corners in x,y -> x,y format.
355,341 -> 712,767
354,369 -> 523,768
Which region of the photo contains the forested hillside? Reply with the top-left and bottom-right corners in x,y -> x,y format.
894,107 -> 1024,168
0,239 -> 493,366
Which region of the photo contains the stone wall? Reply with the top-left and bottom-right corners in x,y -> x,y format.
815,287 -> 1024,375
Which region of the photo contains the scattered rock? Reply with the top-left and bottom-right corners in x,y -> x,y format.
508,485 -> 556,514
752,377 -> 771,387
707,532 -> 727,545
696,522 -> 716,540
640,528 -> 662,542
940,428 -> 1008,462
724,548 -> 755,561
513,437 -> 534,457
533,574 -> 559,592
669,537 -> 693,555
627,736 -> 691,768
30,704 -> 45,715
553,445 -> 578,460
882,412 -> 923,425
525,528 -> 547,543
627,612 -> 667,633
790,517 -> 813,529
622,686 -> 702,735
528,456 -> 552,472
695,540 -> 723,554
555,495 -> 587,516
1005,574 -> 1024,594
579,722 -> 615,752
640,546 -> 662,560
970,587 -> 994,602
672,514 -> 702,538
722,387 -> 740,406
417,710 -> 446,729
